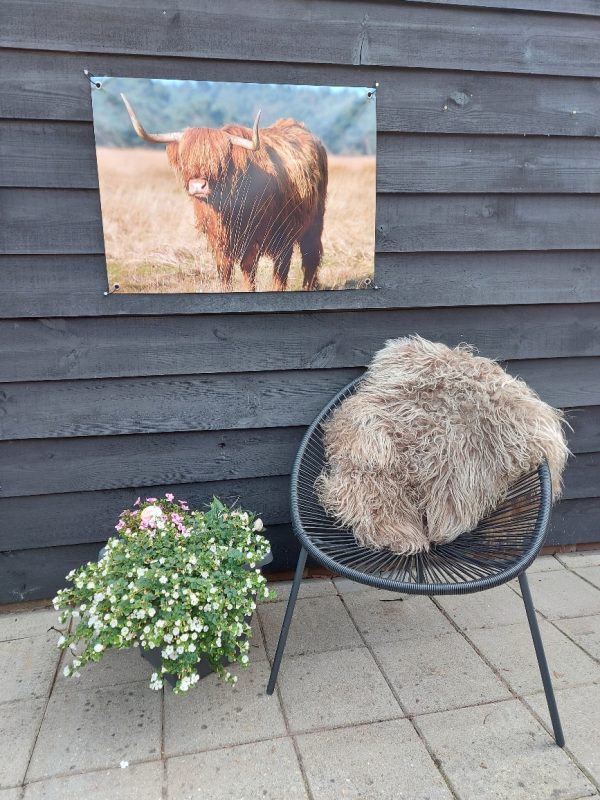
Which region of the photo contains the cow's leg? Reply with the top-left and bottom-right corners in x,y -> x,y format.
216,258 -> 234,291
272,245 -> 293,292
299,218 -> 324,290
240,243 -> 260,292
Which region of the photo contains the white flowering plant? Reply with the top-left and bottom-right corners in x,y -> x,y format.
53,494 -> 274,693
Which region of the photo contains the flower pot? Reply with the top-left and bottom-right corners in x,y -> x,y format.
140,549 -> 273,685
96,545 -> 273,685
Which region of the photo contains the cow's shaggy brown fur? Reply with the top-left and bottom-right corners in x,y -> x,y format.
166,119 -> 328,291
315,336 -> 569,554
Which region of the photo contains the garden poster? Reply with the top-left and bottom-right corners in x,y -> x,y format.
90,76 -> 376,293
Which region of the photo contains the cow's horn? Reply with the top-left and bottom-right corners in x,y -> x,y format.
121,94 -> 183,143
227,110 -> 261,151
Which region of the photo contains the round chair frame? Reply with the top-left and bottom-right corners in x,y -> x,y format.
266,378 -> 565,747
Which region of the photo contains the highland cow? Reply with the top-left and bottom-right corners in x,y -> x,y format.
121,95 -> 328,291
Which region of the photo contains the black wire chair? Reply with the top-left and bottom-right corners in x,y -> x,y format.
266,377 -> 565,747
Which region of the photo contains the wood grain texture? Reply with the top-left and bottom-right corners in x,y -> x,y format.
411,0 -> 600,16
7,189 -> 600,255
0,427 -> 303,497
5,1 -> 600,77
377,194 -> 600,252
8,122 -> 600,194
3,304 -> 600,383
0,369 -> 361,442
4,50 -> 600,139
0,406 -> 600,500
3,251 -> 600,317
546,497 -> 600,546
2,359 -> 598,443
0,475 -> 291,551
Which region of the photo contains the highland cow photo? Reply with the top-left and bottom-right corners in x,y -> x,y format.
90,76 -> 376,293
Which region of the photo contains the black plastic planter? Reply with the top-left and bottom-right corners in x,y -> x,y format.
140,550 -> 273,686
97,545 -> 273,686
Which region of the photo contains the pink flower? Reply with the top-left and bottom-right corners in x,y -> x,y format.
141,505 -> 164,527
115,520 -> 125,531
165,493 -> 174,502
133,497 -> 141,507
171,512 -> 182,524
179,501 -> 189,511
146,497 -> 157,503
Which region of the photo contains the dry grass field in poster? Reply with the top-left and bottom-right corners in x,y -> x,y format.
92,78 -> 376,293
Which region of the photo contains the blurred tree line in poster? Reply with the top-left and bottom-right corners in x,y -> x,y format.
91,77 -> 376,156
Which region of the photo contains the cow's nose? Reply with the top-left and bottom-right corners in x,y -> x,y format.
188,179 -> 209,196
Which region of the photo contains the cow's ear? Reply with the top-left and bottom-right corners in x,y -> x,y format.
166,141 -> 180,170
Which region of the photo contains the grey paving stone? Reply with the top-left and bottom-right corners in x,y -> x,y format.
557,551 -> 600,569
0,789 -> 21,800
528,684 -> 600,784
0,609 -> 64,642
554,615 -> 600,661
0,698 -> 45,789
373,630 -> 510,715
22,760 -> 163,799
164,659 -> 286,756
527,555 -> 564,573
333,577 -> 374,594
56,646 -> 153,693
296,718 -> 452,800
0,634 -> 60,704
259,595 -> 362,659
467,619 -> 600,695
263,578 -> 337,603
573,566 -> 600,591
277,647 -> 401,733
417,699 -> 595,800
525,570 -> 600,620
343,590 -> 454,646
167,738 -> 308,799
27,681 -> 161,782
436,584 -> 526,630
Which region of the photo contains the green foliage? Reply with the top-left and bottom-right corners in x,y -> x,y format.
91,76 -> 376,155
53,495 -> 274,694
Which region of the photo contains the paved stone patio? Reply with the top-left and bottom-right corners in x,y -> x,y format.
1,552 -> 600,799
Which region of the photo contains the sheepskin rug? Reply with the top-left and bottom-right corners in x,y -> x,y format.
315,336 -> 569,554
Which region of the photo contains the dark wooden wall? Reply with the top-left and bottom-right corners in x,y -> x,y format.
2,0 -> 600,602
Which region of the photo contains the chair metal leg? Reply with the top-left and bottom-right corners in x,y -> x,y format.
266,546 -> 308,695
518,571 -> 565,747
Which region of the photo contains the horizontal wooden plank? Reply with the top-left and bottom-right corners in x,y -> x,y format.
7,189 -> 600,255
7,123 -> 600,195
546,497 -> 600,546
2,444 -> 596,550
4,304 -> 600,383
378,135 -> 600,194
4,51 -> 600,140
2,359 -> 599,443
0,369 -> 360,442
0,189 -> 104,255
564,406 -> 600,454
0,523 -> 298,602
0,427 -> 303,498
378,194 -> 600,252
3,251 -> 600,317
0,475 -> 291,551
412,0 -> 600,16
0,406 -> 600,500
5,1 -> 600,77
561,453 -> 600,500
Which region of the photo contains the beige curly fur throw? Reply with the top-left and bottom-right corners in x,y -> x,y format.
315,336 -> 569,554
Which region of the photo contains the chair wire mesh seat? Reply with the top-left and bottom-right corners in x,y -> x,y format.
266,378 -> 565,747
